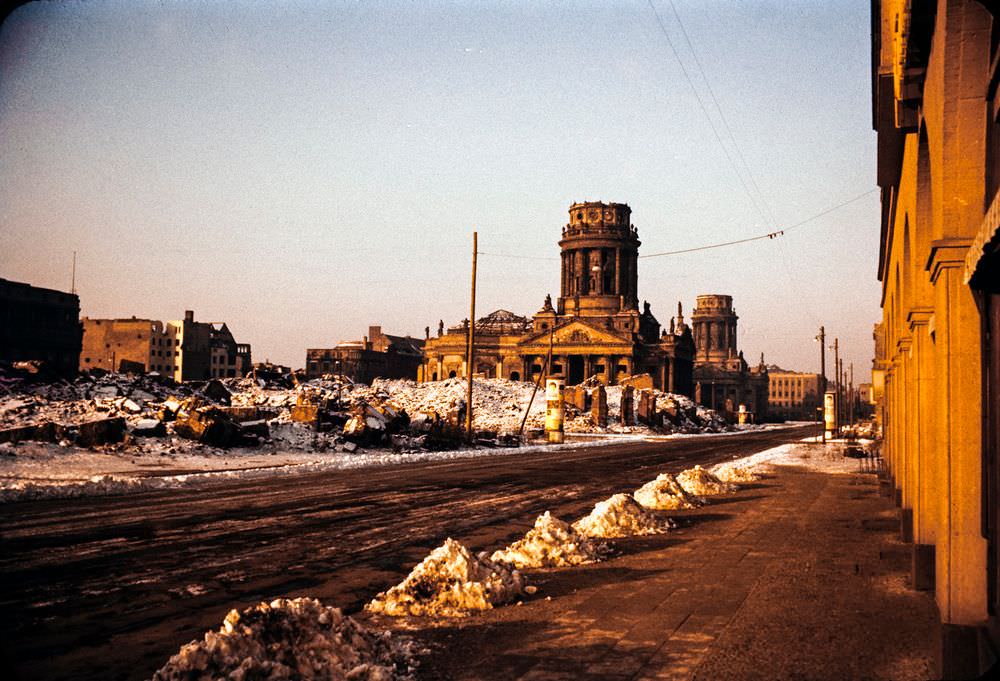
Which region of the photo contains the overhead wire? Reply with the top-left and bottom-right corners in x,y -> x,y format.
645,0 -> 771,230
477,188 -> 877,262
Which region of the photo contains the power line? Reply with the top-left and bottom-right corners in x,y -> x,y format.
646,0 -> 770,230
476,189 -> 877,262
639,189 -> 876,258
663,0 -> 779,229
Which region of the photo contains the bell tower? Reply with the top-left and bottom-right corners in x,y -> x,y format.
557,201 -> 640,318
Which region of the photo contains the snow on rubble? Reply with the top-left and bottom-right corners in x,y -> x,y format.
676,465 -> 739,496
366,538 -> 526,617
151,597 -> 419,681
633,473 -> 704,510
490,511 -> 604,568
572,493 -> 675,538
0,368 -> 753,503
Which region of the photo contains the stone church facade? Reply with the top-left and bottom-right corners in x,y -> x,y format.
689,294 -> 769,419
419,202 -> 695,395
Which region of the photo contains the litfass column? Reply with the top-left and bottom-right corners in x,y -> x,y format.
545,378 -> 565,443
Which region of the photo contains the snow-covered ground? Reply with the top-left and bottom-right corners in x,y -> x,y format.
0,371 -> 795,503
710,439 -> 879,476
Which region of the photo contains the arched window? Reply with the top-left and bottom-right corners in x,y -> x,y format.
510,371 -> 520,381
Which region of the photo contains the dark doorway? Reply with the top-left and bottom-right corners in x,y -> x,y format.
568,356 -> 584,385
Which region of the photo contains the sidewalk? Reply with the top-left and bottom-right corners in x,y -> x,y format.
405,458 -> 940,680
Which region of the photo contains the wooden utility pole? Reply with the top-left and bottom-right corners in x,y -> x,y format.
817,325 -> 826,443
71,251 -> 77,295
849,362 -> 855,428
519,328 -> 554,439
832,337 -> 840,433
465,231 -> 478,442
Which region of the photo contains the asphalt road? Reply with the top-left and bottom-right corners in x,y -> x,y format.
0,426 -> 812,681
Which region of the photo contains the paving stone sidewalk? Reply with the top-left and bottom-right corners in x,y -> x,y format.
408,463 -> 940,680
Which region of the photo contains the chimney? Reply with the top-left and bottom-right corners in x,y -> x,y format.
184,310 -> 194,322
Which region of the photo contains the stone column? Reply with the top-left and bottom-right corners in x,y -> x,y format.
930,249 -> 986,630
897,337 -> 914,542
583,355 -> 592,381
910,309 -> 936,590
615,249 -> 621,296
667,357 -> 675,393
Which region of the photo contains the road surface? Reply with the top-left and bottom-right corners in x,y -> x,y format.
0,426 -> 811,680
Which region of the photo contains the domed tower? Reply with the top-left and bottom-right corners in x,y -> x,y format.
558,201 -> 640,318
691,294 -> 739,364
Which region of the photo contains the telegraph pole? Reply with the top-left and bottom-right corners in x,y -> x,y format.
465,231 -> 478,443
849,362 -> 855,428
832,337 -> 840,434
71,251 -> 77,295
817,326 -> 826,443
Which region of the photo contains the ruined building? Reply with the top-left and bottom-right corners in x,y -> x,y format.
690,295 -> 769,419
0,277 -> 82,375
80,310 -> 251,381
306,325 -> 423,383
420,202 -> 695,393
872,1 -> 1000,676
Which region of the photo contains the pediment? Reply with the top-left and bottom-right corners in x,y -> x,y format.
519,318 -> 632,348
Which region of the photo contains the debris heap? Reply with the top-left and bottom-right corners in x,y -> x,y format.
677,465 -> 739,496
633,473 -> 704,510
366,538 -> 526,617
572,493 -> 674,538
151,597 -> 417,681
491,511 -> 603,568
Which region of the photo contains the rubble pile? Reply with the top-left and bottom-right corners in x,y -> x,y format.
677,465 -> 739,496
490,511 -> 603,568
151,597 -> 417,681
711,462 -> 762,483
572,493 -> 675,538
633,473 -> 704,510
366,538 -> 526,617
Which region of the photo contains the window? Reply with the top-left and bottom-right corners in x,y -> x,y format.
84,357 -> 90,363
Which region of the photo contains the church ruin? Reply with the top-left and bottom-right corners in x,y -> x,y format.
419,202 -> 696,395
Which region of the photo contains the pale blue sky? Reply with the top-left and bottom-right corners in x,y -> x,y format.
1,0 -> 879,380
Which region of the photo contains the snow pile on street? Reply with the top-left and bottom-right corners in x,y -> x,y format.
711,462 -> 763,483
490,511 -> 603,568
633,473 -> 704,510
366,538 -> 526,617
572,493 -> 675,538
151,597 -> 417,681
677,465 -> 739,496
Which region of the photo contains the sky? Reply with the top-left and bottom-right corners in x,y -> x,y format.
0,0 -> 880,382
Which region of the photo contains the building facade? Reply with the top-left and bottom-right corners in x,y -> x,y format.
690,294 -> 769,419
872,1 -> 1000,676
0,278 -> 83,375
767,368 -> 822,422
306,325 -> 423,383
420,202 -> 695,394
81,310 -> 251,382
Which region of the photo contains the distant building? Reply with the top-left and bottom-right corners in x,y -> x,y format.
306,325 -> 424,383
81,310 -> 251,381
420,201 -> 695,394
0,277 -> 82,375
766,368 -> 822,422
690,295 -> 769,419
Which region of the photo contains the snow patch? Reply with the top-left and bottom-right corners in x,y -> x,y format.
572,493 -> 674,538
490,511 -> 603,568
151,597 -> 417,681
677,465 -> 738,496
633,473 -> 704,510
366,538 -> 526,617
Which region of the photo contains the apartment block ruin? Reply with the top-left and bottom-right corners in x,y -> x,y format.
80,310 -> 251,381
0,277 -> 83,375
305,325 -> 424,383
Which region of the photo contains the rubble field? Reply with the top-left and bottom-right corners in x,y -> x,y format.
0,367 -> 762,502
